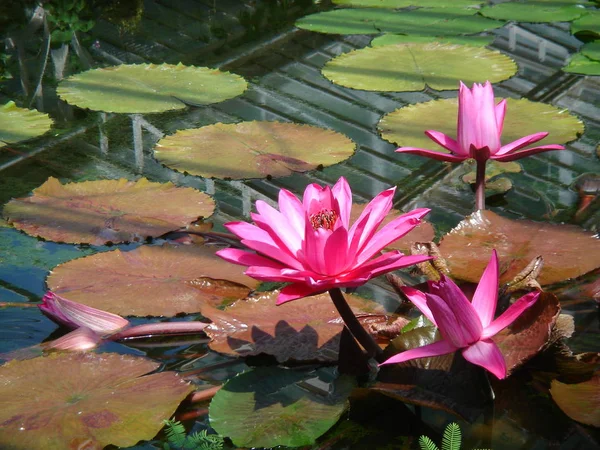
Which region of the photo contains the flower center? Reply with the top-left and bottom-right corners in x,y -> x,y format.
309,209 -> 338,230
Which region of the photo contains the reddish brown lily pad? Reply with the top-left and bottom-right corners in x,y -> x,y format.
204,291 -> 387,362
2,177 -> 215,245
47,244 -> 258,317
0,352 -> 193,450
154,121 -> 356,180
438,210 -> 600,286
550,372 -> 600,427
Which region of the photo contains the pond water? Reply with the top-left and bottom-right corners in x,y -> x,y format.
0,0 -> 599,449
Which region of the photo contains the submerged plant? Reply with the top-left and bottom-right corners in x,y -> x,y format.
419,422 -> 490,450
162,420 -> 224,450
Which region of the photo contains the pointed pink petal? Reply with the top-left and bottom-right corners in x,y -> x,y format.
457,82 -> 476,152
254,200 -> 302,254
379,339 -> 457,365
475,82 -> 501,153
395,147 -> 467,163
348,187 -> 395,257
482,291 -> 540,339
424,130 -> 462,154
471,250 -> 499,328
302,225 -> 330,274
332,176 -> 352,229
461,339 -> 507,379
240,238 -> 304,270
323,226 -> 350,275
225,221 -> 273,242
400,286 -> 437,326
245,266 -> 313,283
303,183 -> 333,215
277,284 -> 321,304
494,132 -> 549,156
45,327 -> 102,351
495,99 -> 506,135
491,144 -> 565,162
278,188 -> 306,238
216,248 -> 287,270
347,253 -> 432,280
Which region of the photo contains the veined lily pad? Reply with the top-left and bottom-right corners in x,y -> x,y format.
438,210 -> 600,286
371,34 -> 494,47
550,373 -> 600,427
0,353 -> 193,450
322,43 -> 516,92
571,11 -> 600,37
480,3 -> 586,22
154,121 -> 355,180
564,53 -> 600,75
57,63 -> 248,114
581,41 -> 600,61
296,8 -> 504,36
332,0 -> 482,7
209,367 -> 355,448
379,97 -> 584,149
204,291 -> 386,363
46,244 -> 258,317
0,101 -> 53,147
2,177 -> 215,245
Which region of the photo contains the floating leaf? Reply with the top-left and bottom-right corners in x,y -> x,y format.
0,101 -> 53,147
564,53 -> 600,75
296,9 -> 504,36
204,291 -> 386,362
0,353 -> 193,450
47,244 -> 258,317
581,41 -> 600,61
3,177 -> 215,245
461,160 -> 522,185
209,367 -> 355,448
371,34 -> 494,47
322,43 -> 516,92
571,10 -> 600,37
550,373 -> 600,427
480,3 -> 586,22
57,63 -> 248,114
155,121 -> 355,180
332,0 -> 482,7
438,210 -> 600,285
379,97 -> 584,149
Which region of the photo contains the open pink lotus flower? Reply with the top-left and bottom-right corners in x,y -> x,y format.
380,250 -> 540,379
396,81 -> 564,163
217,177 -> 432,304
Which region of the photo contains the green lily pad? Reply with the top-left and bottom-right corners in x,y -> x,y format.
0,101 -> 53,147
323,43 -> 516,92
371,34 -> 494,47
209,367 -> 355,448
57,63 -> 248,114
550,373 -> 600,427
462,160 -> 522,185
0,353 -> 193,450
581,40 -> 600,61
379,97 -> 584,148
332,0 -> 482,7
154,121 -> 355,180
571,10 -> 600,37
564,53 -> 600,75
296,8 -> 504,36
480,3 -> 586,22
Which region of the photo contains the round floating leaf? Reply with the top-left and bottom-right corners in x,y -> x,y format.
564,53 -> 600,75
47,244 -> 258,317
322,43 -> 516,92
0,101 -> 53,147
571,11 -> 600,37
204,291 -> 386,362
0,352 -> 193,450
210,367 -> 355,448
550,373 -> 600,427
462,160 -> 522,185
371,34 -> 494,47
438,210 -> 600,285
581,41 -> 600,61
2,177 -> 215,245
379,97 -> 584,148
480,3 -> 586,22
57,63 -> 248,114
296,9 -> 504,36
333,0 -> 482,7
155,121 -> 355,180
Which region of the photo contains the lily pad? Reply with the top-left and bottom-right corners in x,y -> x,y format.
461,161 -> 522,185
204,291 -> 387,362
322,43 -> 516,92
571,10 -> 600,37
332,0 -> 482,7
550,373 -> 600,427
0,352 -> 193,450
581,41 -> 600,61
57,63 -> 248,114
154,121 -> 355,180
2,177 -> 215,245
209,367 -> 355,448
0,101 -> 53,147
296,9 -> 504,36
379,97 -> 584,149
480,3 -> 586,22
438,210 -> 600,286
564,53 -> 600,75
47,244 -> 258,317
371,34 -> 494,47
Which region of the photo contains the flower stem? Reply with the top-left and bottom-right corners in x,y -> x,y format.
475,159 -> 487,211
328,288 -> 383,361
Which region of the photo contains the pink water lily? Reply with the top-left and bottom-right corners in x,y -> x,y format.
396,81 -> 564,163
217,177 -> 432,304
380,250 -> 540,379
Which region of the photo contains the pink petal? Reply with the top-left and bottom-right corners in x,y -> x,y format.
45,327 -> 102,351
471,250 -> 499,328
379,339 -> 457,366
215,248 -> 287,270
323,226 -> 351,275
495,99 -> 507,135
400,286 -> 437,326
482,291 -> 540,339
278,188 -> 306,238
241,238 -> 304,270
277,284 -> 322,305
474,82 -> 501,153
225,221 -> 274,243
347,253 -> 432,280
302,225 -> 330,275
395,147 -> 468,163
461,339 -> 507,379
332,176 -> 352,229
245,266 -> 313,283
494,132 -> 549,156
491,144 -> 565,162
303,183 -> 333,216
255,199 -> 303,255
424,130 -> 462,155
457,81 -> 477,153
